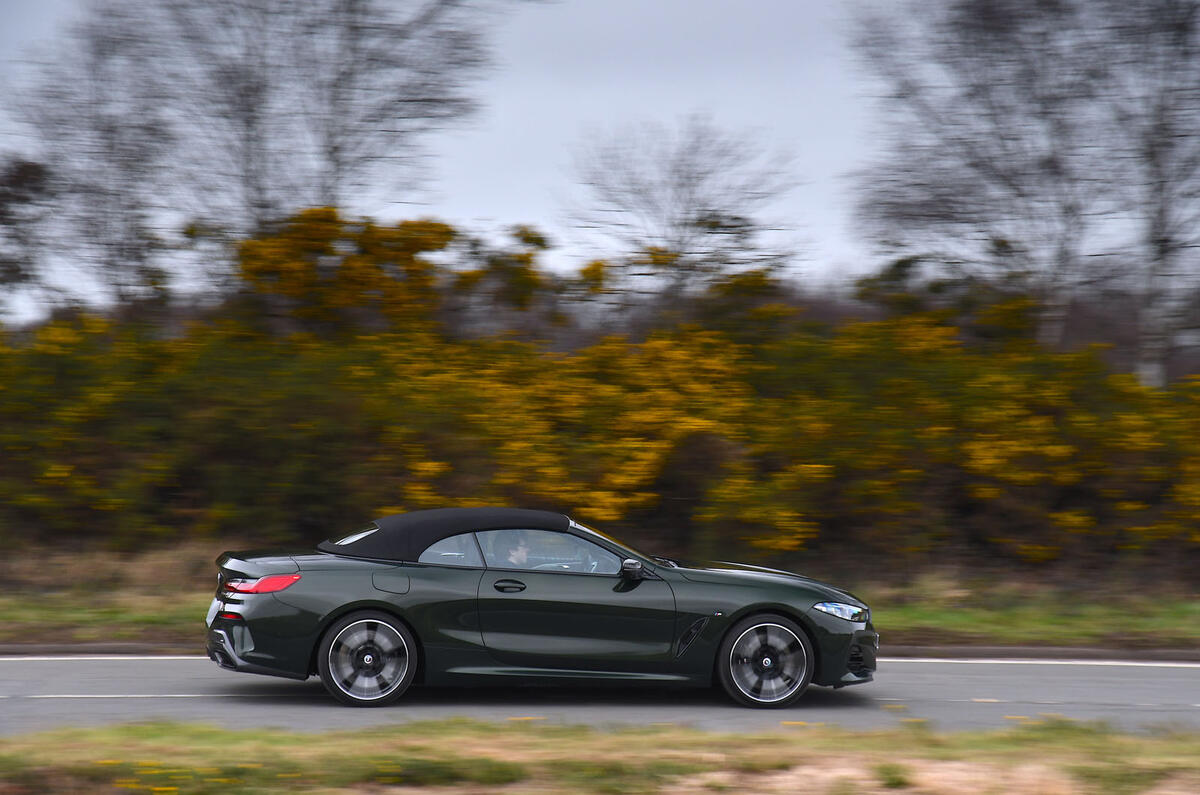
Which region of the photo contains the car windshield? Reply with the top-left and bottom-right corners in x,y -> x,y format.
569,520 -> 651,561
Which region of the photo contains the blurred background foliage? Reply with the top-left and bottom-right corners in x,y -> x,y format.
4,0 -> 1200,588
1,211 -> 1197,584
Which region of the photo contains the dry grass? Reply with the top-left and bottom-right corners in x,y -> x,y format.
0,541 -> 226,649
0,540 -> 220,592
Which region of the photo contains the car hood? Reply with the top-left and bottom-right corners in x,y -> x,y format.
673,559 -> 867,606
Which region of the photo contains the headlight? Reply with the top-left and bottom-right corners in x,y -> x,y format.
813,601 -> 869,622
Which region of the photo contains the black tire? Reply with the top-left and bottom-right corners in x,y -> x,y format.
716,613 -> 813,708
317,611 -> 417,707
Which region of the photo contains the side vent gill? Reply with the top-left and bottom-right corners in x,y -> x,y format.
676,617 -> 709,657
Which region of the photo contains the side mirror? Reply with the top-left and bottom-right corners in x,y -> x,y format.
620,558 -> 644,580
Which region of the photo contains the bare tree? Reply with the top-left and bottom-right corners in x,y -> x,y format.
12,0 -> 507,301
156,0 -> 299,237
154,0 -> 494,237
0,156 -> 53,292
856,0 -> 1200,386
17,0 -> 176,303
159,0 -> 499,238
854,0 -> 1116,348
1099,0 -> 1200,388
295,0 -> 490,210
571,114 -> 798,292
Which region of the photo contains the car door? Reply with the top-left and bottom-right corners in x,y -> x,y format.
475,528 -> 677,671
403,531 -> 489,670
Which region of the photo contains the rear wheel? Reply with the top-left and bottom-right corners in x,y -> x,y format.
317,611 -> 416,707
717,614 -> 813,708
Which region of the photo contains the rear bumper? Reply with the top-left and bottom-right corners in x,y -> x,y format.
207,627 -> 307,681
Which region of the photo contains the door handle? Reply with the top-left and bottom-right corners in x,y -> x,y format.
493,579 -> 526,593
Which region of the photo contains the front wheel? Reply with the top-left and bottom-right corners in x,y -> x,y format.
716,614 -> 813,708
317,611 -> 417,707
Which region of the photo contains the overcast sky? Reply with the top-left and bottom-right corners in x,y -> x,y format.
0,0 -> 879,286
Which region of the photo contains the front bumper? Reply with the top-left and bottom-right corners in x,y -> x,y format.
805,605 -> 879,687
831,628 -> 878,687
206,626 -> 307,681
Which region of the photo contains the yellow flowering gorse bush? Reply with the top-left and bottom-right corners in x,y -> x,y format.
0,211 -> 1196,573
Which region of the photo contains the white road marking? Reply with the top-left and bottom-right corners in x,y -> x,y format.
26,693 -> 290,699
0,656 -> 204,662
879,658 -> 1200,668
29,694 -> 213,699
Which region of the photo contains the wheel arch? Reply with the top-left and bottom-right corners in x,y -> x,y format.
307,601 -> 425,682
715,604 -> 821,684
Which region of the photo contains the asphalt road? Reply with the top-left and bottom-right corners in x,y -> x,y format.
1,656 -> 1197,736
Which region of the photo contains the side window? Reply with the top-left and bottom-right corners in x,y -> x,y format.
418,532 -> 483,568
477,528 -> 621,575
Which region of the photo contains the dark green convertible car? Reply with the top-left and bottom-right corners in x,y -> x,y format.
205,508 -> 877,708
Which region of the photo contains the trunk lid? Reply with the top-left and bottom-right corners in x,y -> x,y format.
213,549 -> 301,594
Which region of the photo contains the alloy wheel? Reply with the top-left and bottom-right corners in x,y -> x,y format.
727,622 -> 808,704
326,618 -> 410,702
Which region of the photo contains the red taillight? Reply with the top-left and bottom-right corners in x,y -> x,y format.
222,573 -> 301,594
216,611 -> 243,621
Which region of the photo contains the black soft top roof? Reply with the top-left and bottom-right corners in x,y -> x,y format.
316,507 -> 570,562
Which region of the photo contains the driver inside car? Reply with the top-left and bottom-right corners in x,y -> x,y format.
505,531 -> 531,567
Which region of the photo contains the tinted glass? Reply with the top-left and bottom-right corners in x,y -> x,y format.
418,532 -> 483,568
477,528 -> 620,574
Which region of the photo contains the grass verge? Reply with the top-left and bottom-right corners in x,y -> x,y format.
856,571 -> 1200,648
868,598 -> 1200,648
1,718 -> 1198,794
